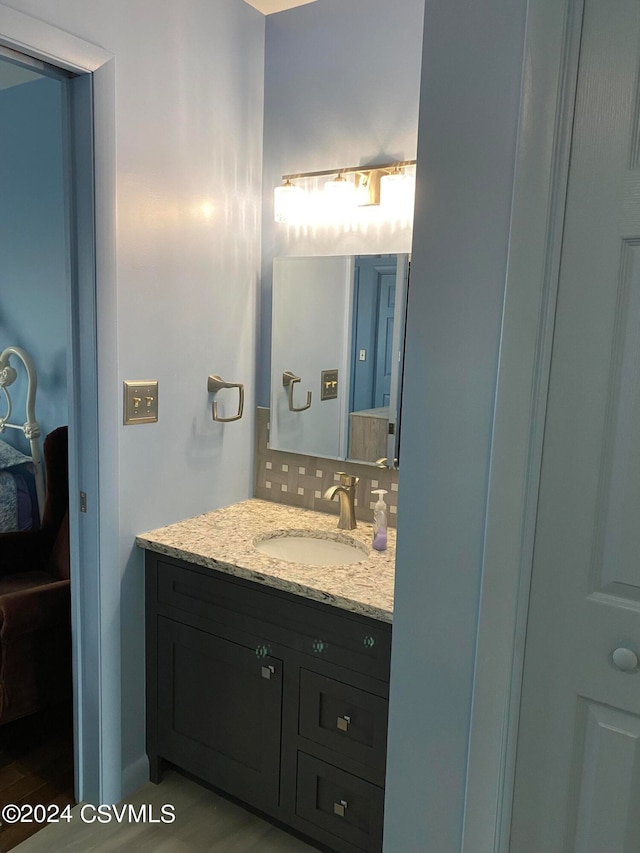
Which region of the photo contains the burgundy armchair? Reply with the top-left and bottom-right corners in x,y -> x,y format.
0,426 -> 71,725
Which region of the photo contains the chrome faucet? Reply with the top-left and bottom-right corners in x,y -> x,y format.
324,472 -> 359,530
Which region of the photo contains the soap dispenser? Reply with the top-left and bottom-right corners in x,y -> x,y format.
371,489 -> 388,551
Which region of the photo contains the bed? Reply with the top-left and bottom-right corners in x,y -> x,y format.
0,346 -> 45,533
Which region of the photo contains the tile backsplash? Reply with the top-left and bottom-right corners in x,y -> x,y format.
254,407 -> 398,526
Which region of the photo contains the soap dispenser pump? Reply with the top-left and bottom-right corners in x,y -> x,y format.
371,489 -> 388,551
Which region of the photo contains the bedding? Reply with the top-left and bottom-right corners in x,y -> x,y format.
0,438 -> 37,532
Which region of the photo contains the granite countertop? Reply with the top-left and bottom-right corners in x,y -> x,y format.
136,498 -> 395,622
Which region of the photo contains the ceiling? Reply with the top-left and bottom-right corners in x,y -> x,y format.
243,0 -> 318,14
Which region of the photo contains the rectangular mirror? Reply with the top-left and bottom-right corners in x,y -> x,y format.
269,253 -> 409,467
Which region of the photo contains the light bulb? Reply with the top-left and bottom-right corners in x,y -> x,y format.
380,171 -> 415,217
274,180 -> 303,223
323,174 -> 357,210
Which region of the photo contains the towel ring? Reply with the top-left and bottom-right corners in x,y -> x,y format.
207,375 -> 244,422
282,371 -> 312,412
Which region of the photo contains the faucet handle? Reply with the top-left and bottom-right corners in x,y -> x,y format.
337,472 -> 359,488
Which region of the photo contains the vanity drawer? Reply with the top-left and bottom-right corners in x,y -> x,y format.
154,556 -> 391,681
299,669 -> 388,783
296,752 -> 384,853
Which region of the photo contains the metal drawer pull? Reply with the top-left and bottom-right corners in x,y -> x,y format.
333,799 -> 348,818
336,714 -> 351,732
261,665 -> 275,680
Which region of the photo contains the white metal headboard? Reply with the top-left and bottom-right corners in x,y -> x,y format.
0,346 -> 45,521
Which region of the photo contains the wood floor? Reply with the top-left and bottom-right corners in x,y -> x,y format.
11,768 -> 320,852
0,703 -> 75,852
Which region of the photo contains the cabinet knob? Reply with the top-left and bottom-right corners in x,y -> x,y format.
336,715 -> 351,732
333,799 -> 348,818
312,638 -> 327,654
612,647 -> 638,672
255,643 -> 269,659
261,664 -> 275,680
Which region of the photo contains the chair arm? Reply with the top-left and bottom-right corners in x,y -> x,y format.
0,529 -> 50,577
0,579 -> 70,636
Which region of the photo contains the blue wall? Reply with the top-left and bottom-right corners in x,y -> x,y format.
0,75 -> 68,454
7,0 -> 266,801
384,0 -> 528,849
259,0 -> 425,406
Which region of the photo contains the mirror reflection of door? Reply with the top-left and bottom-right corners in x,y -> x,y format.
348,256 -> 398,464
348,254 -> 409,465
350,255 -> 398,412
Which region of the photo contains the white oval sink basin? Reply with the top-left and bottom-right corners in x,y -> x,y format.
254,530 -> 368,566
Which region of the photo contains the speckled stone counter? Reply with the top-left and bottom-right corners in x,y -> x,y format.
136,499 -> 395,622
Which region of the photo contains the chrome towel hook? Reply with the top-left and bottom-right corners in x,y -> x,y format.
207,375 -> 244,422
282,371 -> 312,412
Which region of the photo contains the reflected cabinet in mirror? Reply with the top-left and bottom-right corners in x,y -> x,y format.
269,254 -> 409,467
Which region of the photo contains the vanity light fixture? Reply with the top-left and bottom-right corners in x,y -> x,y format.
273,159 -> 416,223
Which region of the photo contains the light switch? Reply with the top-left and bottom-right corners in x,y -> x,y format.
321,369 -> 339,401
123,380 -> 158,424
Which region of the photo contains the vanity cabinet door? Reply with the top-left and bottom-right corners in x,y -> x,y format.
157,616 -> 282,813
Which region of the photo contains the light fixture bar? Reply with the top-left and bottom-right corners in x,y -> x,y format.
281,159 -> 416,182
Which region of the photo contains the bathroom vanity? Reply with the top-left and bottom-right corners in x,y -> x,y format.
137,500 -> 395,853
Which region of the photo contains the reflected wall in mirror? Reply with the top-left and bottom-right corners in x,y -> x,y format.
269,254 -> 409,466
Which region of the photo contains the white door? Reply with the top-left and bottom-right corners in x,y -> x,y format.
510,0 -> 640,850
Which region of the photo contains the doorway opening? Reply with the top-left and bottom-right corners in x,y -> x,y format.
0,43 -> 92,850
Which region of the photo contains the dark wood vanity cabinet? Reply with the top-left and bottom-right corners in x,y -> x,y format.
145,552 -> 392,853
156,617 -> 283,814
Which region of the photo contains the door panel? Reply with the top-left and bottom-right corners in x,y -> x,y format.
374,273 -> 396,408
598,243 -> 640,595
572,702 -> 640,853
157,617 -> 282,813
511,0 -> 640,849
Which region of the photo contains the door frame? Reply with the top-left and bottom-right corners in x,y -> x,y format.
387,254 -> 408,464
462,0 -> 585,849
0,4 -> 120,804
